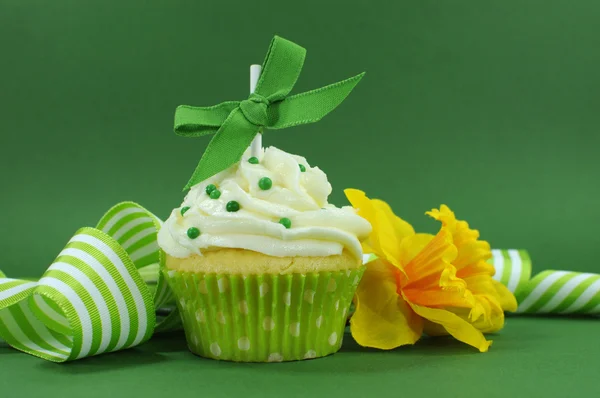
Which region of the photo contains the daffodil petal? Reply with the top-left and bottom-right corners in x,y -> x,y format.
427,205 -> 492,272
421,277 -> 510,334
372,204 -> 405,269
351,259 -> 423,349
403,287 -> 475,309
455,241 -> 494,275
424,305 -> 505,335
408,302 -> 492,352
427,204 -> 517,333
398,233 -> 434,265
361,241 -> 376,255
401,229 -> 463,291
345,189 -> 386,258
458,259 -> 496,279
463,274 -> 514,314
492,279 -> 518,312
345,189 -> 413,271
371,199 -> 415,240
473,306 -> 505,333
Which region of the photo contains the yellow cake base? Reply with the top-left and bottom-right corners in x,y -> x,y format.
165,248 -> 361,275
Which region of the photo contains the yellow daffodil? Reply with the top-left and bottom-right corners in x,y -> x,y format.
345,189 -> 517,352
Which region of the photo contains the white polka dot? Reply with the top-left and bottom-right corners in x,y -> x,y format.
217,311 -> 226,324
304,350 -> 317,359
303,289 -> 315,304
179,298 -> 186,307
263,316 -> 275,331
346,270 -> 351,277
315,316 -> 323,328
198,280 -> 208,294
217,278 -> 229,293
259,283 -> 269,297
327,279 -> 337,292
167,270 -> 176,277
335,300 -> 340,310
195,309 -> 206,323
210,342 -> 221,357
239,300 -> 248,314
353,275 -> 360,286
283,292 -> 291,306
268,353 -> 283,362
192,334 -> 199,347
289,322 -> 300,337
328,332 -> 338,346
237,337 -> 250,351
342,308 -> 347,318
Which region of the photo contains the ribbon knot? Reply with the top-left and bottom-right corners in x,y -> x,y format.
173,35 -> 365,190
239,93 -> 270,127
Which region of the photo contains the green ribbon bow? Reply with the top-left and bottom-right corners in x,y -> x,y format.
174,35 -> 365,190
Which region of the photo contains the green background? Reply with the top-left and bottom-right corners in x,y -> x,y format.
1,1 -> 598,397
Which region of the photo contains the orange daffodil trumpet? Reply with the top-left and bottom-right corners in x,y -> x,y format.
345,189 -> 517,352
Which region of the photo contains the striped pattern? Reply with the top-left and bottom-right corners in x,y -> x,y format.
96,202 -> 177,327
97,202 -> 162,269
139,263 -> 180,332
490,249 -> 600,315
490,249 -> 532,294
0,202 -> 180,362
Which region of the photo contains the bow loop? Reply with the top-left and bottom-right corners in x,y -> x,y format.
175,36 -> 365,191
254,36 -> 306,101
239,93 -> 270,127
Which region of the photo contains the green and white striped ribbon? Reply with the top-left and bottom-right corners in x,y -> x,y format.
490,249 -> 600,315
0,202 -> 180,362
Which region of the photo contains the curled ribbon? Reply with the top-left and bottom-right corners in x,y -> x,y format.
174,35 -> 365,190
0,203 -> 180,362
491,250 -> 600,315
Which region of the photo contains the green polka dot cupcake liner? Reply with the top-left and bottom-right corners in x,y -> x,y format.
164,267 -> 365,362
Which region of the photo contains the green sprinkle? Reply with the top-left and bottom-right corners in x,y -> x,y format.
205,184 -> 217,195
180,206 -> 191,216
279,218 -> 292,229
187,227 -> 201,239
226,201 -> 240,212
258,177 -> 272,190
248,157 -> 259,164
209,189 -> 221,199
299,164 -> 306,172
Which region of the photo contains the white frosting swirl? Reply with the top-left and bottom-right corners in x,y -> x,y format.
158,146 -> 371,259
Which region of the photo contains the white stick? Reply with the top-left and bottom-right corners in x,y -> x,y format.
249,64 -> 262,158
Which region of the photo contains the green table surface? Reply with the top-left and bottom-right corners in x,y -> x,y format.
1,317 -> 598,398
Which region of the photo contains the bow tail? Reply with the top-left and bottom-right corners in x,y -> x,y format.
184,108 -> 259,190
174,101 -> 240,137
267,72 -> 365,129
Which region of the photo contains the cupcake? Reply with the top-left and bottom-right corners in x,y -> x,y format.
158,146 -> 371,362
